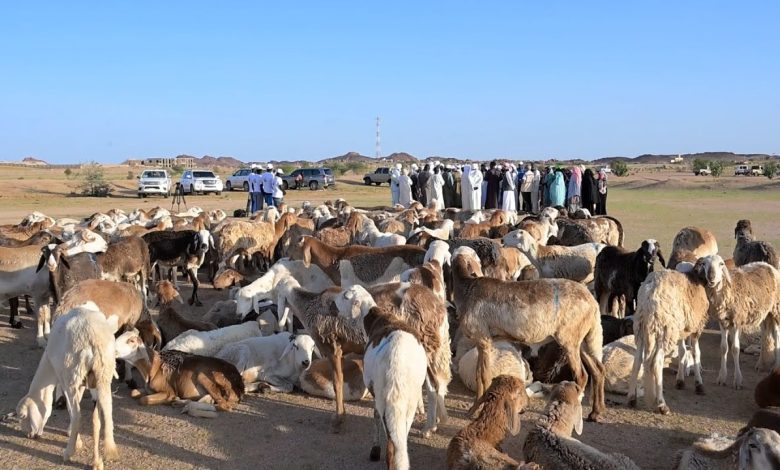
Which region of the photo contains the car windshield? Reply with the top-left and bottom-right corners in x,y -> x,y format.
193,171 -> 215,178
143,171 -> 166,178
323,169 -> 333,176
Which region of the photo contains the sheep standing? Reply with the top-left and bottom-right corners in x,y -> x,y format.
666,226 -> 718,269
698,255 -> 780,384
215,332 -> 317,393
16,305 -> 118,469
446,375 -> 529,470
523,381 -> 639,470
734,219 -> 779,268
451,247 -> 606,421
627,262 -> 710,414
334,286 -> 427,470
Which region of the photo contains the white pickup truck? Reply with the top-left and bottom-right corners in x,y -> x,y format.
137,169 -> 172,198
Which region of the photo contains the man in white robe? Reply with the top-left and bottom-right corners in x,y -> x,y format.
390,163 -> 401,206
467,163 -> 483,211
398,168 -> 413,208
461,165 -> 472,210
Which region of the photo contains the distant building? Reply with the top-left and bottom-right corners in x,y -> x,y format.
142,156 -> 195,168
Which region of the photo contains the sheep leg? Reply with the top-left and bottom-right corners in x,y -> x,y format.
369,409 -> 384,462
62,386 -> 85,462
421,374 -> 437,438
597,292 -> 609,316
35,303 -> 50,348
716,328 -> 729,386
96,380 -> 118,462
92,401 -> 103,470
139,391 -> 176,406
8,297 -> 22,328
581,350 -> 606,422
627,332 -> 644,408
691,334 -> 705,395
732,328 -> 743,389
187,267 -> 202,306
474,338 -> 493,405
675,340 -> 687,389
330,347 -> 345,433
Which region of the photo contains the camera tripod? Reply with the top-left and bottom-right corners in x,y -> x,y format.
170,183 -> 187,212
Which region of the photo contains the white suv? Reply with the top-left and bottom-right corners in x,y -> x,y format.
180,170 -> 223,195
137,169 -> 172,198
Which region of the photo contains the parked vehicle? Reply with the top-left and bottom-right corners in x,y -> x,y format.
226,168 -> 252,191
364,167 -> 391,185
694,167 -> 711,176
137,170 -> 172,198
180,169 -> 223,195
751,165 -> 764,176
281,168 -> 335,190
735,164 -> 750,176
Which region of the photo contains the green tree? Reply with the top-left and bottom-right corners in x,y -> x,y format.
64,168 -> 73,178
763,161 -> 779,179
170,164 -> 186,176
692,158 -> 710,172
709,161 -> 724,177
330,163 -> 347,176
78,162 -> 112,197
346,162 -> 367,175
612,160 -> 629,177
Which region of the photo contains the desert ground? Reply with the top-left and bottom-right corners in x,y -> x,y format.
1,164 -> 779,469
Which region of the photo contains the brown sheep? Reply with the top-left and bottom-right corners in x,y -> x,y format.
153,281 -> 217,346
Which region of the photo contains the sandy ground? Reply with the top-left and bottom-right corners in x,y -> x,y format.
0,165 -> 776,468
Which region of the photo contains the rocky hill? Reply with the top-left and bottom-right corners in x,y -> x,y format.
593,152 -> 776,165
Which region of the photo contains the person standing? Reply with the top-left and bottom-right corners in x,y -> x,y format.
453,166 -> 462,208
484,161 -> 501,209
520,165 -> 534,213
531,167 -> 542,214
596,169 -> 608,215
430,165 -> 445,210
501,164 -> 517,213
468,163 -> 483,210
515,164 -> 526,210
398,167 -> 413,208
273,169 -> 285,207
442,166 -> 455,208
417,164 -> 431,207
581,168 -> 598,215
549,170 -> 566,207
567,165 -> 583,213
461,165 -> 472,210
390,163 -> 402,206
261,164 -> 276,207
247,168 -> 260,214
410,163 -> 420,202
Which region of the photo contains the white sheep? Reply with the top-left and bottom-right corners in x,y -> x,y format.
697,255 -> 780,386
334,285 -> 427,470
216,332 -> 318,392
410,219 -> 454,241
456,340 -> 535,394
502,229 -> 605,284
15,304 -> 118,469
163,321 -> 262,357
359,220 -> 407,247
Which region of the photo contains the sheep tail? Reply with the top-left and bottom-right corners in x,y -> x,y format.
583,304 -> 604,363
382,408 -> 411,470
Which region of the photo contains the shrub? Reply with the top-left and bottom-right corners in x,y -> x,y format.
692,158 -> 710,172
710,161 -> 724,177
126,170 -> 134,180
78,161 -> 113,197
279,164 -> 297,176
764,161 -> 779,179
64,168 -> 72,178
330,163 -> 347,176
346,162 -> 367,175
170,164 -> 186,176
612,160 -> 629,177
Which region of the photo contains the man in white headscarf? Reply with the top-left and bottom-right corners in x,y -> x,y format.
502,164 -> 517,213
461,165 -> 472,210
390,163 -> 402,206
430,165 -> 445,211
467,163 -> 483,210
398,167 -> 413,208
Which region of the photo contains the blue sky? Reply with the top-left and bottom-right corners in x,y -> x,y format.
1,2 -> 778,163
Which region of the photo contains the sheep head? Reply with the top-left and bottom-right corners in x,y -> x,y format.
543,381 -> 585,436
640,239 -> 666,269
155,280 -> 183,306
335,285 -> 376,322
16,396 -> 46,439
280,333 -> 318,370
115,329 -> 150,368
424,240 -> 452,267
469,375 -> 529,436
695,254 -> 731,289
735,219 -> 753,241
738,428 -> 780,469
36,243 -> 69,273
502,229 -> 536,254
452,246 -> 483,279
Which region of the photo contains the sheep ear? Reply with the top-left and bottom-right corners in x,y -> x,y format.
175,293 -> 184,304
313,345 -> 322,358
573,403 -> 583,436
209,233 -> 216,250
721,263 -> 732,284
36,251 -> 48,273
693,259 -> 706,280
302,240 -> 311,268
655,247 -> 666,269
505,398 -> 522,436
279,341 -> 294,361
467,393 -> 490,417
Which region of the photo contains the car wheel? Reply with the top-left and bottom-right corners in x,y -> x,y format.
216,192 -> 221,196
243,182 -> 249,191
374,182 -> 381,186
190,185 -> 195,195
282,181 -> 289,191
137,193 -> 143,198
309,181 -> 319,190
364,177 -> 371,185
226,181 -> 232,191
164,192 -> 170,198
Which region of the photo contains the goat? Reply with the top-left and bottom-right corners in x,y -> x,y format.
143,229 -> 214,306
594,239 -> 665,317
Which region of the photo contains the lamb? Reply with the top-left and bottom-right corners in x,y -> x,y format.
143,229 -> 214,305
15,305 -> 118,469
162,321 -> 263,357
298,236 -> 425,286
202,300 -> 241,327
446,375 -> 529,470
299,354 -> 369,401
357,220 -> 407,247
755,366 -> 780,408
674,427 -> 780,470
0,244 -> 52,343
667,226 -> 718,269
457,340 -> 534,394
593,239 -> 665,317
215,332 -> 317,392
333,288 -> 427,470
276,279 -> 367,432
115,329 -> 244,412
344,283 -> 451,438
627,261 -> 710,414
451,246 -> 606,421
734,219 -> 779,268
698,255 -> 780,384
503,229 -> 605,284
523,381 -> 639,470
153,281 -> 217,346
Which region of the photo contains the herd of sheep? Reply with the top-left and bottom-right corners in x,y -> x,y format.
2,201 -> 780,469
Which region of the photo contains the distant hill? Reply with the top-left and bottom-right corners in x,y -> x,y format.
318,151 -> 376,164
191,155 -> 244,168
385,152 -> 418,163
22,157 -> 48,166
593,152 -> 777,165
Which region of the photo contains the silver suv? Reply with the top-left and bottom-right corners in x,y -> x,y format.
281,168 -> 335,190
137,169 -> 172,198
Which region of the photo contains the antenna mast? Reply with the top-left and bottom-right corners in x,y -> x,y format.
375,116 -> 382,159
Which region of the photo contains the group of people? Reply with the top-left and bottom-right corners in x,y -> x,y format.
248,164 -> 286,213
388,161 -> 608,215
